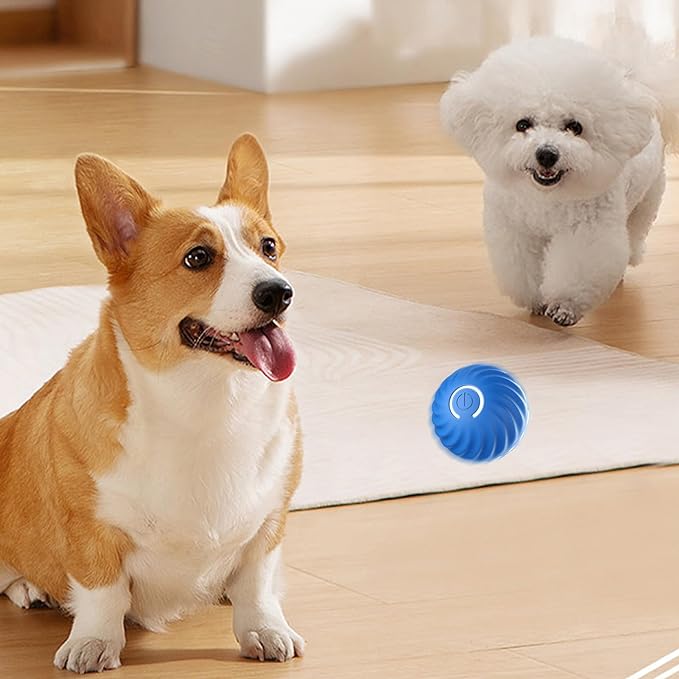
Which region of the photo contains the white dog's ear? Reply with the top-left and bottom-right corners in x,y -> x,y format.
439,71 -> 487,152
603,77 -> 657,159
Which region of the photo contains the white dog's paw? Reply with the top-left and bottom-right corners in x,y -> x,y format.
54,637 -> 122,674
543,302 -> 582,327
239,624 -> 305,662
5,578 -> 52,609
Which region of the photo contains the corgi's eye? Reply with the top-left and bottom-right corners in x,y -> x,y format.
564,120 -> 583,136
183,246 -> 213,270
515,118 -> 533,133
261,237 -> 277,261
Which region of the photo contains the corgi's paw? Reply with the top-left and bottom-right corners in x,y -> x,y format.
543,301 -> 582,327
5,578 -> 51,609
54,637 -> 122,674
239,624 -> 305,662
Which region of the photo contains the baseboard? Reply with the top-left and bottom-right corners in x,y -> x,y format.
0,44 -> 127,78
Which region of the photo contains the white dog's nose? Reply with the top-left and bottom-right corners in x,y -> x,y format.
536,145 -> 559,168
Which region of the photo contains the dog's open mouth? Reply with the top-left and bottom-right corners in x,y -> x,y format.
531,168 -> 566,187
179,317 -> 296,382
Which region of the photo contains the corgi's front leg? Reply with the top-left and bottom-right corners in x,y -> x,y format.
227,534 -> 304,662
54,574 -> 130,674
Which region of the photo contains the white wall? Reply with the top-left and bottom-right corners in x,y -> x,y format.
139,0 -> 266,91
264,0 -> 519,90
139,0 -> 679,93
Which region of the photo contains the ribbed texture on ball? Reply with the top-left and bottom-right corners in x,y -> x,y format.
431,364 -> 529,462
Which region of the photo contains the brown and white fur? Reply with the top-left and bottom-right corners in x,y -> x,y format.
0,133 -> 304,673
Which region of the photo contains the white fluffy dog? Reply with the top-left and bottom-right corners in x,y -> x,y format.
440,34 -> 678,326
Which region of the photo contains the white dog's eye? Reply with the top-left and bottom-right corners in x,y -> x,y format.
515,118 -> 533,133
564,120 -> 583,136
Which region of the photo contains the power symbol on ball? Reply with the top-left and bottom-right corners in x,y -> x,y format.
457,392 -> 473,410
449,385 -> 484,420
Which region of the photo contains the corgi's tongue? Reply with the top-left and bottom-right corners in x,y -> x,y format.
238,322 -> 296,382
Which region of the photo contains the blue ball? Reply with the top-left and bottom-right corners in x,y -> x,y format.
431,364 -> 529,463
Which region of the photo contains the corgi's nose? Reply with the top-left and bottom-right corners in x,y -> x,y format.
252,280 -> 293,316
536,145 -> 559,168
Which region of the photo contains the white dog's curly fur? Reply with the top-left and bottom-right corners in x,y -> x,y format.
440,34 -> 679,326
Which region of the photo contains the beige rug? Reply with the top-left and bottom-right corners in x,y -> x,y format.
1,272 -> 677,509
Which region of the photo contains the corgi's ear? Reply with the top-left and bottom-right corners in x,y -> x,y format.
216,133 -> 271,222
75,154 -> 159,272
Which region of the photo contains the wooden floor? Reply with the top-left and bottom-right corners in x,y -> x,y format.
1,66 -> 678,678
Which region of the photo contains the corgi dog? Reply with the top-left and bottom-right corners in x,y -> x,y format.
0,133 -> 304,673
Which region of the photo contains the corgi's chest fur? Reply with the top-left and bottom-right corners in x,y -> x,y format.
95,329 -> 294,629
